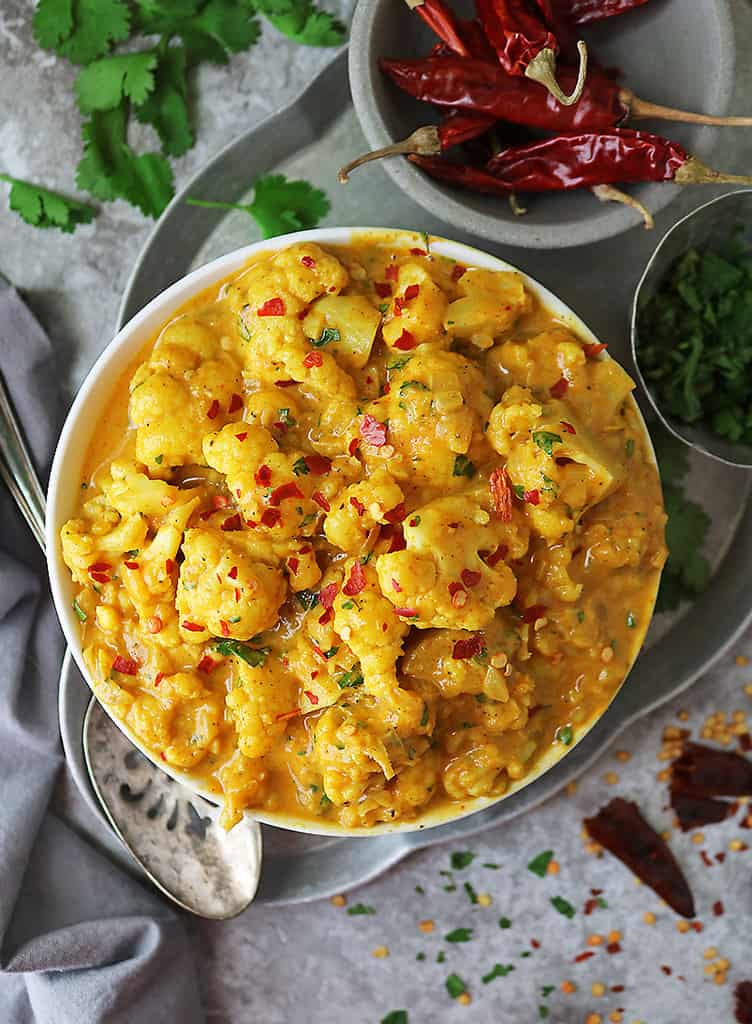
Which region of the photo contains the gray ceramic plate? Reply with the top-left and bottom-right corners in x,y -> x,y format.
60,51 -> 752,905
347,0 -> 735,248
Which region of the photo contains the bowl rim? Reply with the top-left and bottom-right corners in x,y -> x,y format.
347,0 -> 736,250
630,187 -> 752,469
47,225 -> 660,837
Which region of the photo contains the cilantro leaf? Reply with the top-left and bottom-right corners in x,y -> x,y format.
550,895 -> 576,919
527,850 -> 554,877
187,173 -> 330,239
347,902 -> 375,916
445,974 -> 467,999
445,928 -> 473,943
450,851 -> 475,870
76,105 -> 174,218
214,637 -> 270,666
144,0 -> 261,64
381,1014 -> 408,1024
532,431 -> 562,457
254,0 -> 346,46
134,45 -> 193,157
0,174 -> 96,233
33,0 -> 131,65
75,51 -> 157,113
452,454 -> 476,479
482,963 -> 514,983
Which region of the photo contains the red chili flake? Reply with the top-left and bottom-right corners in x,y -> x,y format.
384,502 -> 406,524
382,382 -> 391,395
318,608 -> 333,626
311,642 -> 327,661
712,900 -> 725,916
228,566 -> 238,580
312,491 -> 330,512
235,432 -> 248,442
350,496 -> 366,516
154,672 -> 165,687
482,545 -> 508,568
584,798 -> 696,918
276,708 -> 301,722
385,264 -> 398,281
360,414 -> 388,447
297,310 -> 308,321
165,558 -> 176,575
319,583 -> 339,610
343,561 -> 367,596
700,850 -> 713,868
452,634 -> 485,660
380,523 -> 406,552
583,342 -> 607,358
303,351 -> 324,369
524,489 -> 540,505
261,508 -> 282,528
246,520 -> 257,529
461,569 -> 482,589
521,604 -> 547,624
304,689 -> 319,704
206,399 -> 220,420
550,376 -> 569,398
198,656 -> 216,674
691,921 -> 704,933
661,965 -> 672,976
303,454 -> 332,475
740,733 -> 752,753
395,607 -> 418,618
735,982 -> 752,1024
255,464 -> 272,487
583,898 -> 599,916
212,495 -> 230,510
408,517 -> 420,528
234,588 -> 241,603
560,421 -> 576,435
375,282 -> 392,298
489,466 -> 513,522
228,392 -> 244,414
221,513 -> 243,532
530,939 -> 540,950
741,811 -> 752,829
310,670 -> 319,680
218,620 -> 230,637
606,942 -> 622,955
124,560 -> 139,570
288,557 -> 299,575
301,255 -> 316,268
257,297 -> 286,317
275,379 -> 297,388
182,620 -> 204,633
88,561 -> 111,574
451,264 -> 466,281
611,986 -> 625,994
391,578 -> 402,592
574,951 -> 595,963
299,546 -> 312,555
393,329 -> 417,351
90,571 -> 109,584
410,247 -> 427,256
716,851 -> 727,862
112,655 -> 138,675
270,481 -> 305,506
447,581 -> 465,598
348,438 -> 360,456
403,284 -> 420,302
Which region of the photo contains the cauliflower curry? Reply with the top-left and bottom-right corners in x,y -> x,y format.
60,234 -> 666,830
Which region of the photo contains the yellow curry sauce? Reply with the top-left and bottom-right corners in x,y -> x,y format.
60,234 -> 667,830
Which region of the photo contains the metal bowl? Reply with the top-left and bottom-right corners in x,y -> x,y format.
348,0 -> 735,249
631,189 -> 752,468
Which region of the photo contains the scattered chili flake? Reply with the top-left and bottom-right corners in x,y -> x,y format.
228,566 -> 238,580
375,281 -> 392,298
318,608 -> 333,626
489,466 -> 513,523
288,557 -> 299,575
303,690 -> 319,705
228,392 -> 243,414
318,584 -> 339,611
524,489 -> 541,506
257,297 -> 285,317
460,569 -> 481,589
165,558 -> 176,574
403,283 -> 420,302
452,264 -> 466,281
235,432 -> 248,442
181,621 -> 205,633
661,965 -> 673,976
394,329 -> 417,351
261,508 -> 282,528
312,491 -> 330,512
522,604 -> 547,624
276,708 -> 301,722
380,523 -> 406,552
254,465 -> 272,487
212,495 -> 230,510
560,421 -> 576,435
112,655 -> 138,675
574,951 -> 595,963
275,379 -> 297,388
301,255 -> 316,268
198,655 -> 216,674
583,342 -> 607,358
453,634 -> 485,660
303,454 -> 331,475
154,672 -> 164,687
550,377 -> 569,398
303,351 -> 323,368
270,481 -> 305,506
395,607 -> 418,618
220,620 -> 230,637
124,560 -> 139,570
584,798 -> 696,918
384,502 -> 406,524
606,942 -> 622,954
700,850 -> 713,868
482,545 -> 508,568
409,247 -> 427,256
206,398 -> 220,420
343,561 -> 367,596
391,578 -> 402,592
360,414 -> 388,447
348,437 -> 360,456
88,561 -> 111,574
735,981 -> 752,1024
448,581 -> 465,598
221,513 -> 243,531
350,496 -> 366,516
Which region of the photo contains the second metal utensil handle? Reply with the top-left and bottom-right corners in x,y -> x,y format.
0,372 -> 46,552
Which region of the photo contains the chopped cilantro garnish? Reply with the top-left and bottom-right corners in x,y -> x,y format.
550,896 -> 576,919
215,639 -> 270,667
498,916 -> 512,929
321,646 -> 338,659
416,952 -> 425,961
300,513 -> 317,527
292,457 -> 310,476
557,725 -> 574,746
539,1006 -> 550,1020
337,667 -> 364,689
445,974 -> 467,999
296,590 -> 319,611
532,431 -> 562,457
464,881 -> 478,905
513,483 -> 525,500
415,885 -> 425,895
625,438 -> 636,458
387,356 -> 412,371
347,902 -> 375,916
72,598 -> 87,622
482,964 -> 514,984
188,173 -> 330,240
576,609 -> 585,623
626,611 -> 637,628
237,315 -> 251,341
312,326 -> 340,348
483,863 -> 500,870
378,302 -> 389,315
399,380 -> 429,394
452,454 -> 476,479
341,600 -> 355,610
541,985 -> 555,997
380,1013 -> 408,1024
445,928 -> 473,943
420,703 -> 430,727
527,850 -> 554,877
597,897 -> 608,909
450,851 -> 475,870
154,454 -> 164,465
436,950 -> 446,963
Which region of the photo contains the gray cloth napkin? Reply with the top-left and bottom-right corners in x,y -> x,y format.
0,278 -> 204,1024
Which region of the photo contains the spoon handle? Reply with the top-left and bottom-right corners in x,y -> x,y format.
0,371 -> 46,552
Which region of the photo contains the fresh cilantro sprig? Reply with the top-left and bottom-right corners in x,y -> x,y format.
187,174 -> 331,239
0,175 -> 96,233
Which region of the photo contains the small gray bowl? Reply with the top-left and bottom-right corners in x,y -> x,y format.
348,0 -> 735,249
631,189 -> 752,468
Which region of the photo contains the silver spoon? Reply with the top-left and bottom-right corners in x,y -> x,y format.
0,366 -> 263,919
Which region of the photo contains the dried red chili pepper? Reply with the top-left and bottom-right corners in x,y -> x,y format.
672,741 -> 752,797
584,797 -> 695,918
405,0 -> 472,56
552,0 -> 650,25
670,791 -> 731,833
476,0 -> 588,106
380,56 -> 752,133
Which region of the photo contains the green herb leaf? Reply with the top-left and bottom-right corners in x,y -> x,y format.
292,456 -> 310,476
445,928 -> 473,943
450,851 -> 475,870
33,0 -> 131,65
399,380 -> 429,394
0,175 -> 96,234
134,44 -> 193,157
550,896 -> 576,919
296,589 -> 318,610
72,598 -> 88,622
312,326 -> 340,348
386,356 -> 411,371
445,974 -> 467,999
539,1006 -> 550,1020
337,667 -> 364,689
498,916 -> 512,929
483,862 -> 500,869
532,431 -> 562,457
541,985 -> 555,997
452,454 -> 476,479
187,172 -> 330,239
482,963 -> 514,984
215,638 -> 270,667
463,881 -> 478,905
625,438 -> 636,458
626,611 -> 636,628
557,724 -> 574,746
75,51 -> 157,113
380,1013 -> 408,1024
527,850 -> 554,878
347,902 -> 375,916
136,0 -> 261,64
253,0 -> 345,46
513,483 -> 525,500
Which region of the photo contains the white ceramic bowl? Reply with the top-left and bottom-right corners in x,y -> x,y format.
47,226 -> 659,836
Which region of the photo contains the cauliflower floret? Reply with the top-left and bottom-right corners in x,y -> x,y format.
129,319 -> 243,470
271,242 -> 349,303
130,671 -> 224,770
176,528 -> 286,642
312,704 -> 397,805
486,386 -> 543,458
219,749 -> 269,828
376,495 -> 524,630
100,460 -> 183,518
324,469 -> 404,553
382,262 -> 448,349
445,268 -> 529,349
302,294 -> 381,371
489,326 -> 586,392
225,657 -> 298,759
60,514 -> 149,585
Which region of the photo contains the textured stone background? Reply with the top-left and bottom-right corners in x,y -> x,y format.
2,2 -> 752,1022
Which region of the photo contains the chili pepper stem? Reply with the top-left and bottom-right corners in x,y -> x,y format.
591,184 -> 654,230
337,126 -> 441,183
625,91 -> 752,127
509,194 -> 527,216
675,157 -> 752,187
525,40 -> 588,107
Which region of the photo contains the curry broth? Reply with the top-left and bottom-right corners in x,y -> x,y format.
63,234 -> 666,830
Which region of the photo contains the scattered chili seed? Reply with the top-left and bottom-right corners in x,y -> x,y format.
257,297 -> 285,317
